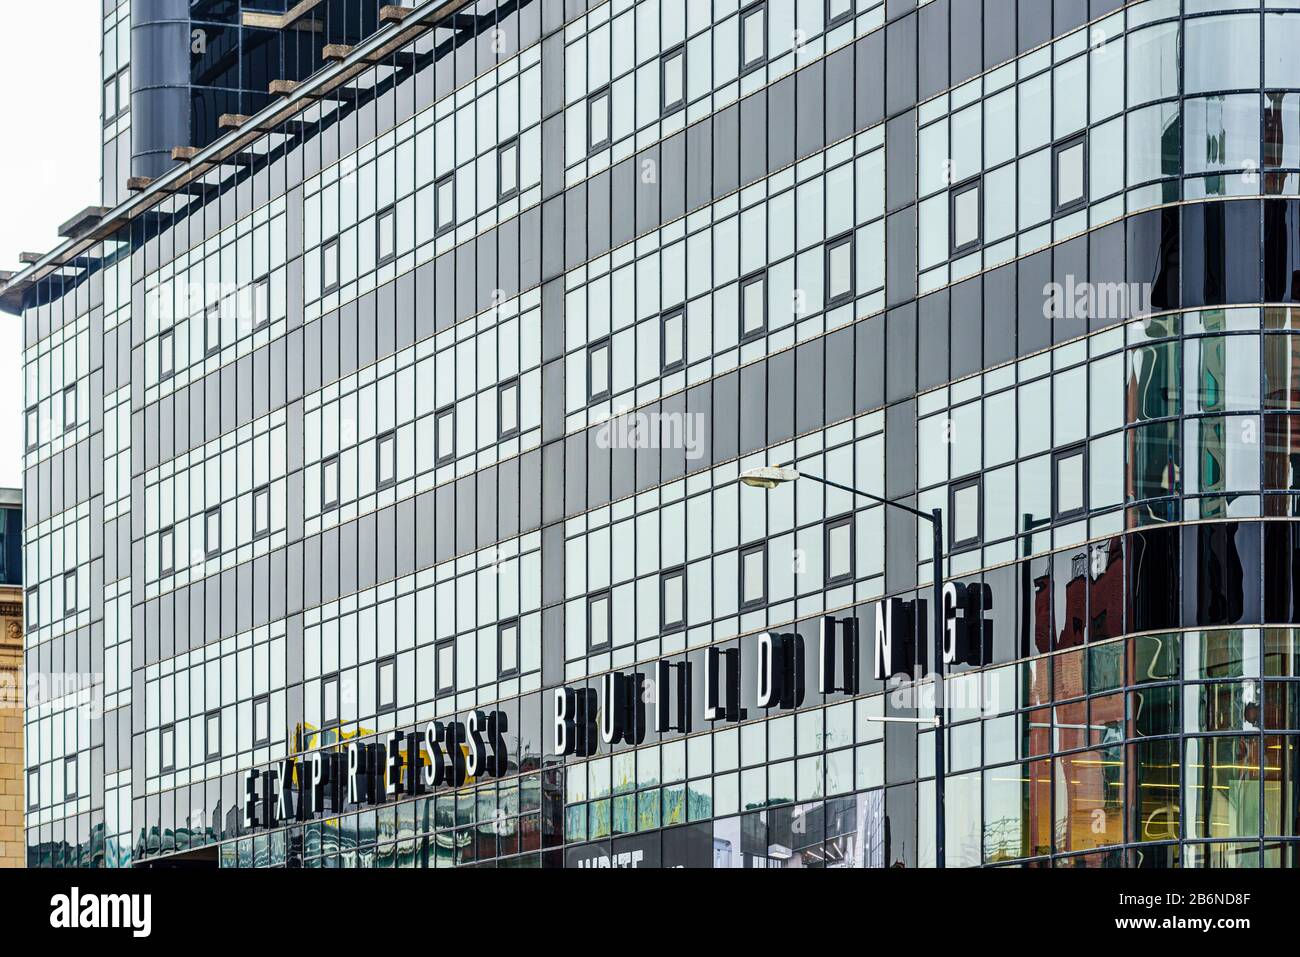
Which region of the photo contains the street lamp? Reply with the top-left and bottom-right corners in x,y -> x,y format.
739,464 -> 948,869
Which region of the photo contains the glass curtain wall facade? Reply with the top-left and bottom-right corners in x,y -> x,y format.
13,0 -> 1300,868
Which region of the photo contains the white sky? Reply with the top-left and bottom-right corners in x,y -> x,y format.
0,2 -> 101,489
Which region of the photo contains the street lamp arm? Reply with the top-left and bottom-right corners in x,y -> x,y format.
789,468 -> 936,524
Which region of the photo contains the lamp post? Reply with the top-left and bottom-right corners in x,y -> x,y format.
740,465 -> 947,869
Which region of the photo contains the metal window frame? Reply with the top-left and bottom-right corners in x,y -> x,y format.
949,474 -> 983,552
824,231 -> 857,308
376,430 -> 398,490
497,138 -> 521,201
739,270 -> 768,343
204,710 -> 222,761
159,328 -> 175,380
159,525 -> 176,577
435,640 -> 456,697
661,306 -> 687,372
497,619 -> 521,679
498,378 -> 521,440
63,569 -> 77,618
660,44 -> 686,115
376,204 -> 397,266
321,237 -> 341,294
204,506 -> 222,559
321,454 -> 341,509
204,304 -> 222,357
252,694 -> 272,746
435,406 -> 456,466
160,723 -> 176,774
435,172 -> 456,236
739,542 -> 768,610
660,566 -> 687,633
587,590 -> 613,652
1053,443 -> 1089,520
949,176 -> 983,257
376,656 -> 397,712
321,673 -> 341,728
63,383 -> 77,431
587,86 -> 613,153
825,0 -> 855,30
740,1 -> 769,75
824,513 -> 856,586
1052,133 -> 1089,216
587,338 -> 612,403
253,484 -> 272,539
252,275 -> 271,331
64,755 -> 78,800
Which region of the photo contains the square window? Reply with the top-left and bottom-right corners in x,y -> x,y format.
161,724 -> 176,773
499,379 -> 520,439
159,329 -> 175,380
205,711 -> 221,760
253,695 -> 270,746
588,339 -> 611,403
436,642 -> 455,697
662,46 -> 686,114
826,0 -> 854,28
63,385 -> 77,431
435,174 -> 456,235
322,455 -> 340,509
252,276 -> 270,331
588,88 -> 611,152
498,620 -> 520,678
322,674 -> 340,727
321,238 -> 340,293
377,657 -> 396,712
205,306 -> 221,356
950,178 -> 982,256
377,431 -> 397,489
740,271 -> 767,342
435,407 -> 456,465
253,485 -> 271,538
740,544 -> 767,609
825,515 -> 855,585
741,2 -> 768,74
662,308 -> 686,372
1054,135 -> 1088,213
159,526 -> 175,577
376,205 -> 396,265
950,476 -> 982,551
498,139 -> 520,200
588,591 -> 612,651
25,408 -> 37,451
1055,445 -> 1088,518
205,507 -> 221,558
64,757 -> 78,800
825,234 -> 856,307
63,570 -> 77,617
661,568 -> 686,632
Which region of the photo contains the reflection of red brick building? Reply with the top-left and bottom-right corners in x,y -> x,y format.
1024,538 -> 1129,857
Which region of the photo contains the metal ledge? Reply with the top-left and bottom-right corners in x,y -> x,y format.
0,0 -> 475,317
